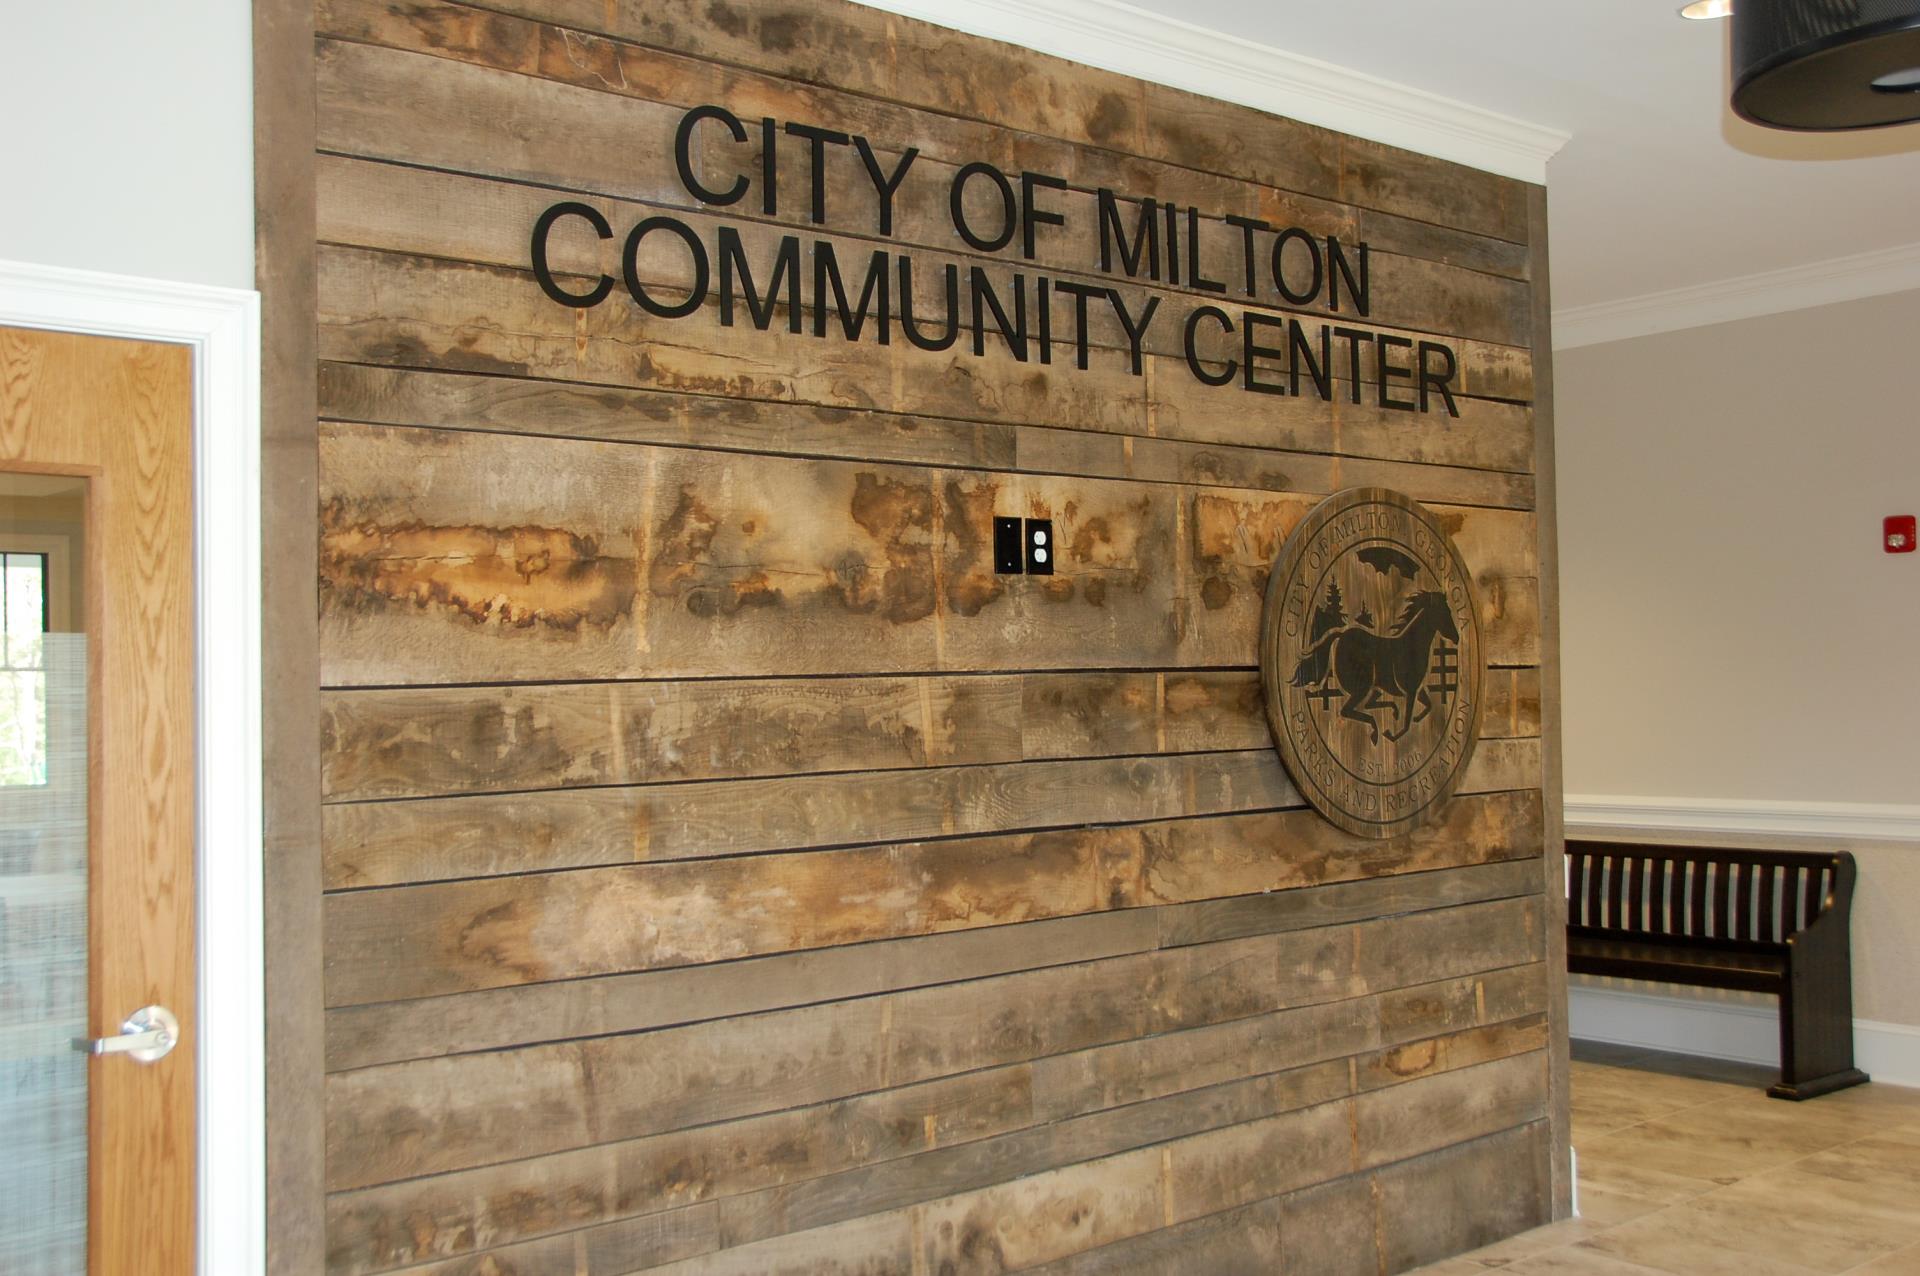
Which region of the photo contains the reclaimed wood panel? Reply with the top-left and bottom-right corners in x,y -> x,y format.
324,862 -> 1545,1073
323,790 -> 1542,1005
316,358 -> 1537,509
314,422 -> 1541,684
324,894 -> 1542,1188
320,736 -> 1541,890
297,0 -> 1561,1268
315,242 -> 1534,473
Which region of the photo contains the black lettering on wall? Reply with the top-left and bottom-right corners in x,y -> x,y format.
1242,311 -> 1289,397
1272,227 -> 1324,307
1288,320 -> 1333,401
1020,172 -> 1067,261
1377,334 -> 1417,411
623,216 -> 709,318
1418,341 -> 1461,417
1328,239 -> 1370,315
1185,207 -> 1226,294
1108,291 -> 1160,376
716,227 -> 801,332
1051,279 -> 1103,370
969,267 -> 1028,361
950,162 -> 1017,253
814,244 -> 892,344
1097,191 -> 1161,280
1224,214 -> 1269,298
854,138 -> 918,237
1332,326 -> 1373,405
530,202 -> 613,309
784,121 -> 852,225
674,105 -> 750,206
899,257 -> 961,352
1184,305 -> 1237,386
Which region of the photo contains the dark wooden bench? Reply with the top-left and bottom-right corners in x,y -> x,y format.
1566,840 -> 1869,1100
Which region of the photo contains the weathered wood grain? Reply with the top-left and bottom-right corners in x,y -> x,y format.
460,0 -> 1528,244
314,422 -> 1541,684
323,790 -> 1540,1005
326,987 -> 1543,1272
321,737 -> 1538,889
316,360 -> 1534,510
319,666 -> 1538,804
1372,1122 -> 1553,1272
315,242 -> 1533,480
312,0 -> 1529,285
615,1048 -> 1542,1276
323,863 -> 1542,1073
319,672 -> 1017,801
296,0 -> 1560,1269
312,135 -> 1530,363
324,895 -> 1540,1188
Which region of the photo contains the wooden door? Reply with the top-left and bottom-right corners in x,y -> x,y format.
0,326 -> 196,1274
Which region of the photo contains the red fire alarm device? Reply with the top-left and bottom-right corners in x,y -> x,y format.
1887,515 -> 1917,554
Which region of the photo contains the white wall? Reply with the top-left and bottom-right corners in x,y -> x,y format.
1557,288 -> 1920,1039
0,2 -> 254,290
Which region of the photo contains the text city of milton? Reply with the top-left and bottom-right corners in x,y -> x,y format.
529,103 -> 1468,417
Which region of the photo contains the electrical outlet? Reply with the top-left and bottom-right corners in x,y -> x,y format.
993,517 -> 1024,573
1025,519 -> 1054,575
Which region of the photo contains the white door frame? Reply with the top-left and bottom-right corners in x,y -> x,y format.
0,258 -> 265,1276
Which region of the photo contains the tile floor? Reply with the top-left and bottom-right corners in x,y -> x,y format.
1414,1042 -> 1920,1275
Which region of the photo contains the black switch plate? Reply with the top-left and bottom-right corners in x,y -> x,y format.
993,516 -> 1024,574
1025,518 -> 1054,575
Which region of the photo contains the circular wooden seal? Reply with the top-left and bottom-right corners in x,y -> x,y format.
1259,488 -> 1483,840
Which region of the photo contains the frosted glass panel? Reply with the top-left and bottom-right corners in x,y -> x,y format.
0,633 -> 87,1274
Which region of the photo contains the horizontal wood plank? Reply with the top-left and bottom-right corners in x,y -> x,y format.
334,1012 -> 1551,1276
321,737 -> 1540,889
324,861 -> 1543,1072
323,896 -> 1541,1189
314,421 -> 1541,685
323,790 -> 1542,1004
315,361 -> 1536,510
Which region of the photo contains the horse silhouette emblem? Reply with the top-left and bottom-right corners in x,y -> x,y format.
1259,487 -> 1484,840
1289,589 -> 1459,744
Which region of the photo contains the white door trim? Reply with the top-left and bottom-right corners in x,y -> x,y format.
0,258 -> 265,1276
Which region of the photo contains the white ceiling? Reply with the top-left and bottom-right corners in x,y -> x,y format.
1112,0 -> 1920,313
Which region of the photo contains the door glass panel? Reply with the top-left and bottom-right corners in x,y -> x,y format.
0,474 -> 88,1274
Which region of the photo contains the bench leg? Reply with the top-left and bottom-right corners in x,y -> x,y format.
1772,957 -> 1869,1101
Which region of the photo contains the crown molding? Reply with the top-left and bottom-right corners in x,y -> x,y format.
853,0 -> 1568,183
1565,794 -> 1920,844
1553,241 -> 1920,349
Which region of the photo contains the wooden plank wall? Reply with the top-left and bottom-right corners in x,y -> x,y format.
301,0 -> 1564,1270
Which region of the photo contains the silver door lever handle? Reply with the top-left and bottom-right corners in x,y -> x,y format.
72,1004 -> 179,1064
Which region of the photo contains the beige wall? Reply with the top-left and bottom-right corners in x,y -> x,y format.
1557,288 -> 1920,1030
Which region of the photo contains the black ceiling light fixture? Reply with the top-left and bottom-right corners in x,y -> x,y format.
1729,0 -> 1920,130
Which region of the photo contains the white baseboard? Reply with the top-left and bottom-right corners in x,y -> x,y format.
1569,986 -> 1920,1090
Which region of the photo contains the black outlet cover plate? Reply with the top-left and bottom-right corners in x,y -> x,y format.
993,516 -> 1024,574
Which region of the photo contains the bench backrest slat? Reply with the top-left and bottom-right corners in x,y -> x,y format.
1757,862 -> 1777,942
1585,850 -> 1605,930
1688,859 -> 1707,937
1566,841 -> 1854,944
1728,859 -> 1743,940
